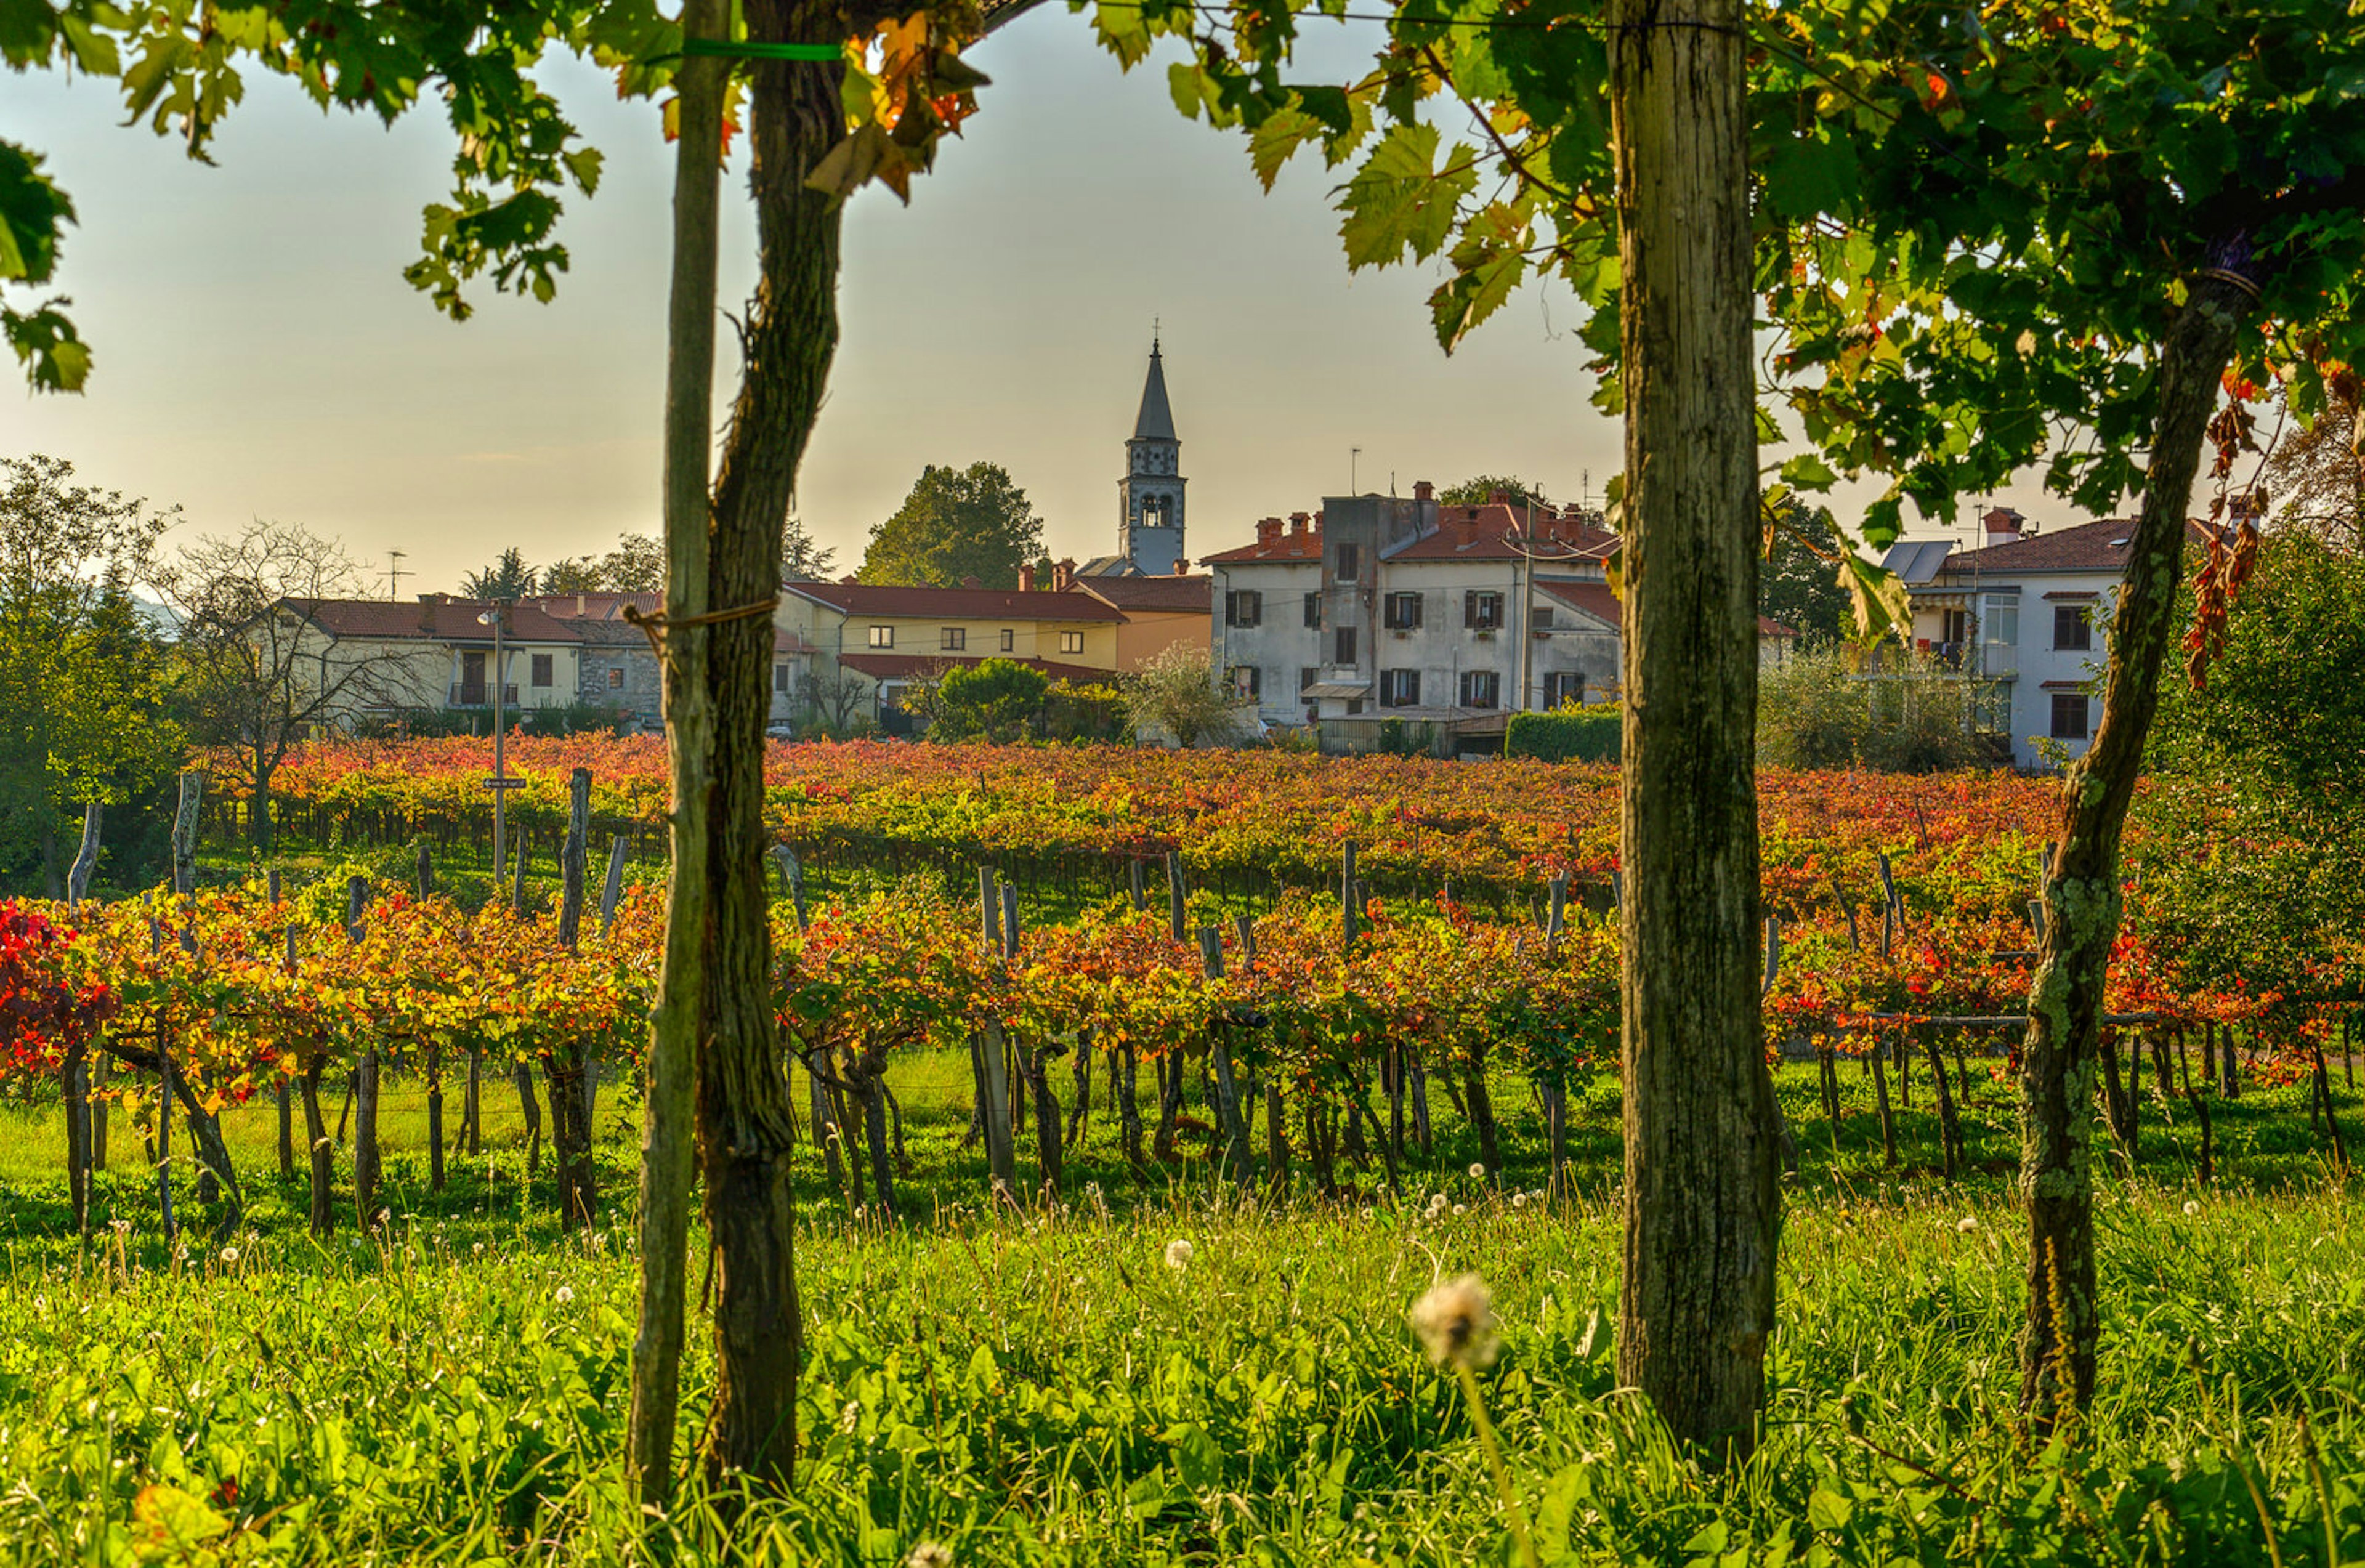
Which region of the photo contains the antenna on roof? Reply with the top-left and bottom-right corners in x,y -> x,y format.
1351,447 -> 1362,494
386,549 -> 410,601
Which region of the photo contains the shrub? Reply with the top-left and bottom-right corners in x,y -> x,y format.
930,659 -> 1051,742
1122,646 -> 1253,748
1505,707 -> 1620,763
1758,645 -> 1981,772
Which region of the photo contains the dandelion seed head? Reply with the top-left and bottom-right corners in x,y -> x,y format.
2183,1199 -> 2201,1216
1410,1274 -> 1500,1370
1511,1193 -> 1527,1210
1955,1216 -> 1979,1234
1468,1163 -> 1487,1181
1163,1239 -> 1194,1271
904,1543 -> 953,1568
1452,1203 -> 1467,1216
554,1284 -> 576,1304
219,1246 -> 239,1264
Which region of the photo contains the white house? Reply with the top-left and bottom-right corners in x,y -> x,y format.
1885,508 -> 2212,769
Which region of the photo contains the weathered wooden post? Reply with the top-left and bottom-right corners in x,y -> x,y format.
346,874 -> 381,1229
172,773 -> 203,897
1165,851 -> 1186,942
974,868 -> 1017,1194
416,841 -> 435,900
770,844 -> 808,932
600,834 -> 630,931
511,830 -> 532,911
1199,926 -> 1253,1187
1128,857 -> 1146,912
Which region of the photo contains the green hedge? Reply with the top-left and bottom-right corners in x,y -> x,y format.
1505,707 -> 1620,763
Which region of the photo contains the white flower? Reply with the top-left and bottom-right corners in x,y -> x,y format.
1410,1274 -> 1500,1370
554,1285 -> 576,1304
853,1206 -> 867,1222
1429,1192 -> 1449,1210
1163,1239 -> 1194,1271
1468,1163 -> 1487,1181
1955,1217 -> 1979,1234
904,1544 -> 953,1568
1452,1203 -> 1468,1216
472,1242 -> 485,1255
1511,1193 -> 1527,1210
2183,1199 -> 2201,1216
838,1400 -> 861,1435
109,1219 -> 131,1235
219,1245 -> 240,1264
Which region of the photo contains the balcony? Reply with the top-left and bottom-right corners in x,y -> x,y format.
450,682 -> 520,708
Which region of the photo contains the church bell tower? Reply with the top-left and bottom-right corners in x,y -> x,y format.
1118,336 -> 1187,575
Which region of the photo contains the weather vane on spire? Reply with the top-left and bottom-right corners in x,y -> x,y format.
1152,316 -> 1160,353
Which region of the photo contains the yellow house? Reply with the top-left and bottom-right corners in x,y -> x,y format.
1065,572 -> 1212,669
779,580 -> 1127,719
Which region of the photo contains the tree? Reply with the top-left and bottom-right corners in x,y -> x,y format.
929,658 -> 1048,742
1438,475 -> 1550,509
859,463 -> 1043,588
780,514 -> 836,583
460,547 -> 539,600
1758,645 -> 1980,772
541,556 -> 605,594
1122,645 -> 1250,748
1760,504 -> 1856,646
160,521 -> 402,854
598,532 -> 666,594
2260,387 -> 2364,554
0,456 -> 182,894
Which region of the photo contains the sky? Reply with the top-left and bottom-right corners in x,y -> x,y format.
5,10 -> 2057,594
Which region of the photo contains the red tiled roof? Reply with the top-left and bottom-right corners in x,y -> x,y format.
525,591 -> 661,621
1070,576 -> 1213,613
1933,516 -> 2214,576
282,596 -> 588,643
838,652 -> 1112,685
790,583 -> 1125,621
1200,532 -> 1324,564
1388,503 -> 1617,562
1534,578 -> 1794,637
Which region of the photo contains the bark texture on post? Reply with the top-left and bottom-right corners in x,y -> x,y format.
626,0 -> 726,1505
1608,0 -> 1779,1462
2018,267 -> 2252,1426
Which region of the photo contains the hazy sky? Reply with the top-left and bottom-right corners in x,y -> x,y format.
6,10 -> 2052,592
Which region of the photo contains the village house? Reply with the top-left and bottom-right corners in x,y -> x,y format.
1203,485 -> 1793,753
270,594 -> 594,724
1883,508 -> 2215,769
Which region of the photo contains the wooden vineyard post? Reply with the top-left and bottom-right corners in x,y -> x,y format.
600,835 -> 629,931
769,844 -> 809,933
65,1041 -> 90,1236
416,842 -> 434,900
2310,1035 -> 2349,1171
1002,884 -> 1061,1197
974,869 -> 1017,1197
511,831 -> 532,912
347,875 -> 381,1231
172,772 -> 202,899
1921,1025 -> 1963,1181
1129,857 -> 1146,912
1341,844 -> 1359,950
546,766 -> 596,1231
278,925 -> 296,1181
1199,927 -> 1252,1187
147,907 -> 176,1247
464,1050 -> 482,1157
517,1063 -> 543,1175
1166,851 -> 1186,942
1869,1036 -> 1897,1168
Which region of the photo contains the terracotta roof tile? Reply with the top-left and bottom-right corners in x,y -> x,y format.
1932,516 -> 2215,576
283,596 -> 589,643
1070,576 -> 1213,613
790,583 -> 1125,621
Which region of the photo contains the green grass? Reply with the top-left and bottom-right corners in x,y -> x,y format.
0,1058 -> 2356,1564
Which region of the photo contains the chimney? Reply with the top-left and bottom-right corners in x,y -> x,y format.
1487,487 -> 1511,506
1983,507 -> 2026,540
1287,512 -> 1309,535
417,592 -> 444,635
1017,564 -> 1035,592
1256,517 -> 1282,544
1172,556 -> 1190,575
1053,557 -> 1076,592
1312,510 -> 1324,533
576,592 -> 588,616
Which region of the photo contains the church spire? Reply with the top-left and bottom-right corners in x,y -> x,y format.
1133,336 -> 1176,442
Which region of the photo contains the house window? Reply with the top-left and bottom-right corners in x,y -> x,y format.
1545,671 -> 1586,708
2050,691 -> 2090,740
1059,631 -> 1085,655
1986,600 -> 2020,646
941,626 -> 966,652
1940,608 -> 1970,645
1465,591 -> 1504,630
1224,589 -> 1264,628
1334,625 -> 1357,665
1226,665 -> 1262,699
1303,591 -> 1321,629
774,663 -> 791,693
531,653 -> 554,688
1298,666 -> 1319,693
1460,670 -> 1500,709
607,667 -> 625,691
2052,604 -> 2092,651
1345,697 -> 1365,716
1383,591 -> 1423,631
1532,605 -> 1556,630
1000,628 -> 1014,652
868,624 -> 895,649
1380,668 -> 1420,707
1334,543 -> 1360,580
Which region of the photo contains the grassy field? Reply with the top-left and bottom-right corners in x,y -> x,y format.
0,1057 -> 2355,1564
